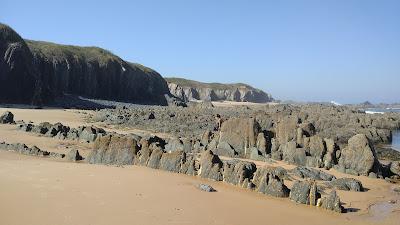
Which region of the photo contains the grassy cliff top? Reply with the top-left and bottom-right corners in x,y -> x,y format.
25,40 -> 121,64
165,77 -> 261,91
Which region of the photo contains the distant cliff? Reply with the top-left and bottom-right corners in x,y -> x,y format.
0,23 -> 170,105
166,77 -> 273,103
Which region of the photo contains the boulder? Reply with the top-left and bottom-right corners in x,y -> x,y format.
79,126 -> 106,143
87,134 -> 139,165
328,178 -> 363,192
32,122 -> 52,134
66,149 -> 83,162
317,190 -> 344,213
275,116 -> 299,144
307,136 -> 326,167
198,184 -> 216,192
289,180 -> 319,205
292,166 -> 336,181
214,141 -> 237,157
281,141 -> 307,166
337,134 -> 380,176
219,118 -> 260,158
147,148 -> 164,169
159,151 -> 186,173
0,111 -> 14,124
223,160 -> 257,187
323,138 -> 337,169
252,167 -> 290,198
199,150 -> 223,181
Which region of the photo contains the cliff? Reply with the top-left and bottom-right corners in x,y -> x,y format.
166,77 -> 273,103
0,23 -> 170,105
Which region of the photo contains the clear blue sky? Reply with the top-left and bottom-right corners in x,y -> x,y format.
1,0 -> 399,103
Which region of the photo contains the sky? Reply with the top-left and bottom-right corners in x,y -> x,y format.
1,0 -> 399,104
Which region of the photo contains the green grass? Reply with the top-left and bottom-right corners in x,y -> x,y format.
165,77 -> 256,90
25,40 -> 121,65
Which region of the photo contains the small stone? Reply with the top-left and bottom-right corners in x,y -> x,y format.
198,184 -> 216,192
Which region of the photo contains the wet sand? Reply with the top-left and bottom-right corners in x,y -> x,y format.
1,107 -> 400,225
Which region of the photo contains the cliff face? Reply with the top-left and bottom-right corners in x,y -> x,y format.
0,23 -> 170,105
166,78 -> 273,103
0,24 -> 38,104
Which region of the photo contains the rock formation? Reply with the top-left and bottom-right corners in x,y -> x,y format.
0,23 -> 170,105
166,77 -> 273,103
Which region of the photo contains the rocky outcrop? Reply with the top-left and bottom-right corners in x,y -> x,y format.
327,178 -> 363,192
0,23 -> 170,105
317,190 -> 344,213
337,134 -> 381,176
0,24 -> 38,104
0,111 -> 14,124
217,118 -> 260,158
290,180 -> 319,205
87,135 -> 140,165
292,166 -> 336,181
166,77 -> 273,103
0,141 -> 65,159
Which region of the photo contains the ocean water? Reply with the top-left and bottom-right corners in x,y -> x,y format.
392,130 -> 400,151
362,108 -> 400,151
364,108 -> 400,114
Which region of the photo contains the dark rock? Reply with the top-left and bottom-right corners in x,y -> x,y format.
87,134 -> 139,165
292,166 -> 336,181
318,190 -> 344,213
148,112 -> 155,120
147,148 -> 164,169
0,111 -> 14,124
290,180 -> 319,205
159,150 -> 186,173
198,184 -> 216,192
328,178 -> 363,192
253,167 -> 290,198
218,118 -> 260,158
66,149 -> 83,162
199,150 -> 223,181
223,160 -> 257,187
337,134 -> 380,176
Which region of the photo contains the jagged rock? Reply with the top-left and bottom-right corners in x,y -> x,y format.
199,150 -> 223,181
390,161 -> 400,176
275,116 -> 299,144
252,167 -> 290,197
327,178 -> 363,192
307,136 -> 326,167
148,112 -> 155,120
249,147 -> 264,161
79,126 -> 106,143
18,123 -> 34,132
214,141 -> 237,157
180,154 -> 197,175
218,118 -> 260,158
223,160 -> 257,187
281,141 -> 307,166
256,133 -> 269,155
87,134 -> 139,165
323,138 -> 337,169
317,190 -> 344,213
198,184 -> 216,192
147,148 -> 164,169
159,150 -> 186,173
166,77 -> 273,103
66,149 -> 83,162
292,166 -> 336,181
337,134 -> 380,176
290,180 -> 319,205
0,111 -> 14,124
164,137 -> 184,153
32,122 -> 52,134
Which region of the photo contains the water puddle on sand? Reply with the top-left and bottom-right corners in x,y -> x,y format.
367,201 -> 398,221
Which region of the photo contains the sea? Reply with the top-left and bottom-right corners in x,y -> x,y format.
363,108 -> 400,151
